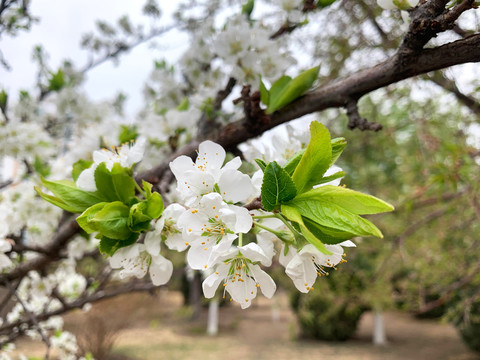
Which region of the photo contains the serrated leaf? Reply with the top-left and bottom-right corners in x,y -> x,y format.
77,202 -> 108,233
266,66 -> 319,114
142,180 -> 153,198
286,197 -> 384,238
303,217 -> 355,245
40,177 -> 105,212
99,232 -> 139,256
35,187 -> 84,213
242,0 -> 255,16
129,201 -> 152,232
280,204 -> 331,254
283,149 -> 306,176
89,201 -> 131,240
317,0 -> 337,7
94,163 -> 135,204
261,161 -> 297,211
295,185 -> 394,215
34,155 -> 50,177
292,121 -> 332,194
72,159 -> 93,182
259,76 -> 269,106
331,137 -> 347,165
255,158 -> 267,172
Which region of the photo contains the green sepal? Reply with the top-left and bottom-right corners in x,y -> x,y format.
72,159 -> 93,182
88,201 -> 132,240
292,121 -> 332,194
255,158 -> 267,172
99,232 -> 139,256
266,66 -> 320,114
261,161 -> 297,211
94,163 -> 136,204
40,177 -> 105,213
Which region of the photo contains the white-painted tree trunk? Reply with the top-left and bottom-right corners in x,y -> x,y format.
373,310 -> 387,346
207,298 -> 219,336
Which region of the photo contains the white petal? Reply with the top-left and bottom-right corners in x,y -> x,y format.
255,232 -> 276,266
187,242 -> 212,270
250,265 -> 276,298
239,243 -> 268,263
170,156 -> 195,181
165,233 -> 188,252
149,255 -> 173,286
230,205 -> 253,233
76,166 -> 97,192
285,253 -> 317,293
279,244 -> 297,268
377,0 -> 396,9
197,140 -> 226,171
144,231 -> 161,257
339,240 -> 356,247
202,264 -> 228,298
126,137 -> 146,166
218,169 -> 255,203
222,156 -> 242,171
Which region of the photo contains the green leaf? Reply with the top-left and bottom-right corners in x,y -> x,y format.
99,232 -> 139,256
77,202 -> 108,233
255,158 -> 267,172
317,0 -> 337,7
261,161 -> 297,211
0,90 -> 7,111
266,76 -> 292,114
292,121 -> 332,193
303,217 -> 356,245
331,137 -> 347,165
118,125 -> 138,144
176,97 -> 189,111
259,76 -> 269,106
94,163 -> 135,204
129,201 -> 152,232
266,66 -> 320,114
41,177 -> 105,212
286,197 -> 384,238
89,201 -> 132,240
34,155 -> 50,177
295,185 -> 394,215
283,149 -> 306,176
48,69 -> 66,92
146,192 -> 164,219
142,180 -> 153,198
280,205 -> 331,254
241,0 -> 255,17
72,159 -> 93,182
314,171 -> 346,186
34,187 -> 85,213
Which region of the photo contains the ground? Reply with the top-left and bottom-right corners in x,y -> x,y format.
11,289 -> 479,360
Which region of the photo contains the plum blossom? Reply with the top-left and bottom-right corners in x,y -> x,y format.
177,193 -> 252,270
76,137 -> 146,192
203,243 -> 276,309
157,203 -> 187,252
377,0 -> 419,10
170,140 -> 255,205
109,231 -> 173,286
0,239 -> 13,271
282,241 -> 356,293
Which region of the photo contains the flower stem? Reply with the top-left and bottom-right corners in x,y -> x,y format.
273,213 -> 301,243
135,181 -> 147,198
238,232 -> 243,247
252,214 -> 277,220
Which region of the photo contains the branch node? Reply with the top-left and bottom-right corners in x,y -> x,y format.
345,100 -> 382,132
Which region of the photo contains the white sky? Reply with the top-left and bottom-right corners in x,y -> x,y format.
0,0 -> 187,118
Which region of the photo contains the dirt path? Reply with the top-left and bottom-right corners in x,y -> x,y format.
11,290 -> 479,360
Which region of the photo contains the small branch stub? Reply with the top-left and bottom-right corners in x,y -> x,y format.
346,100 -> 383,132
